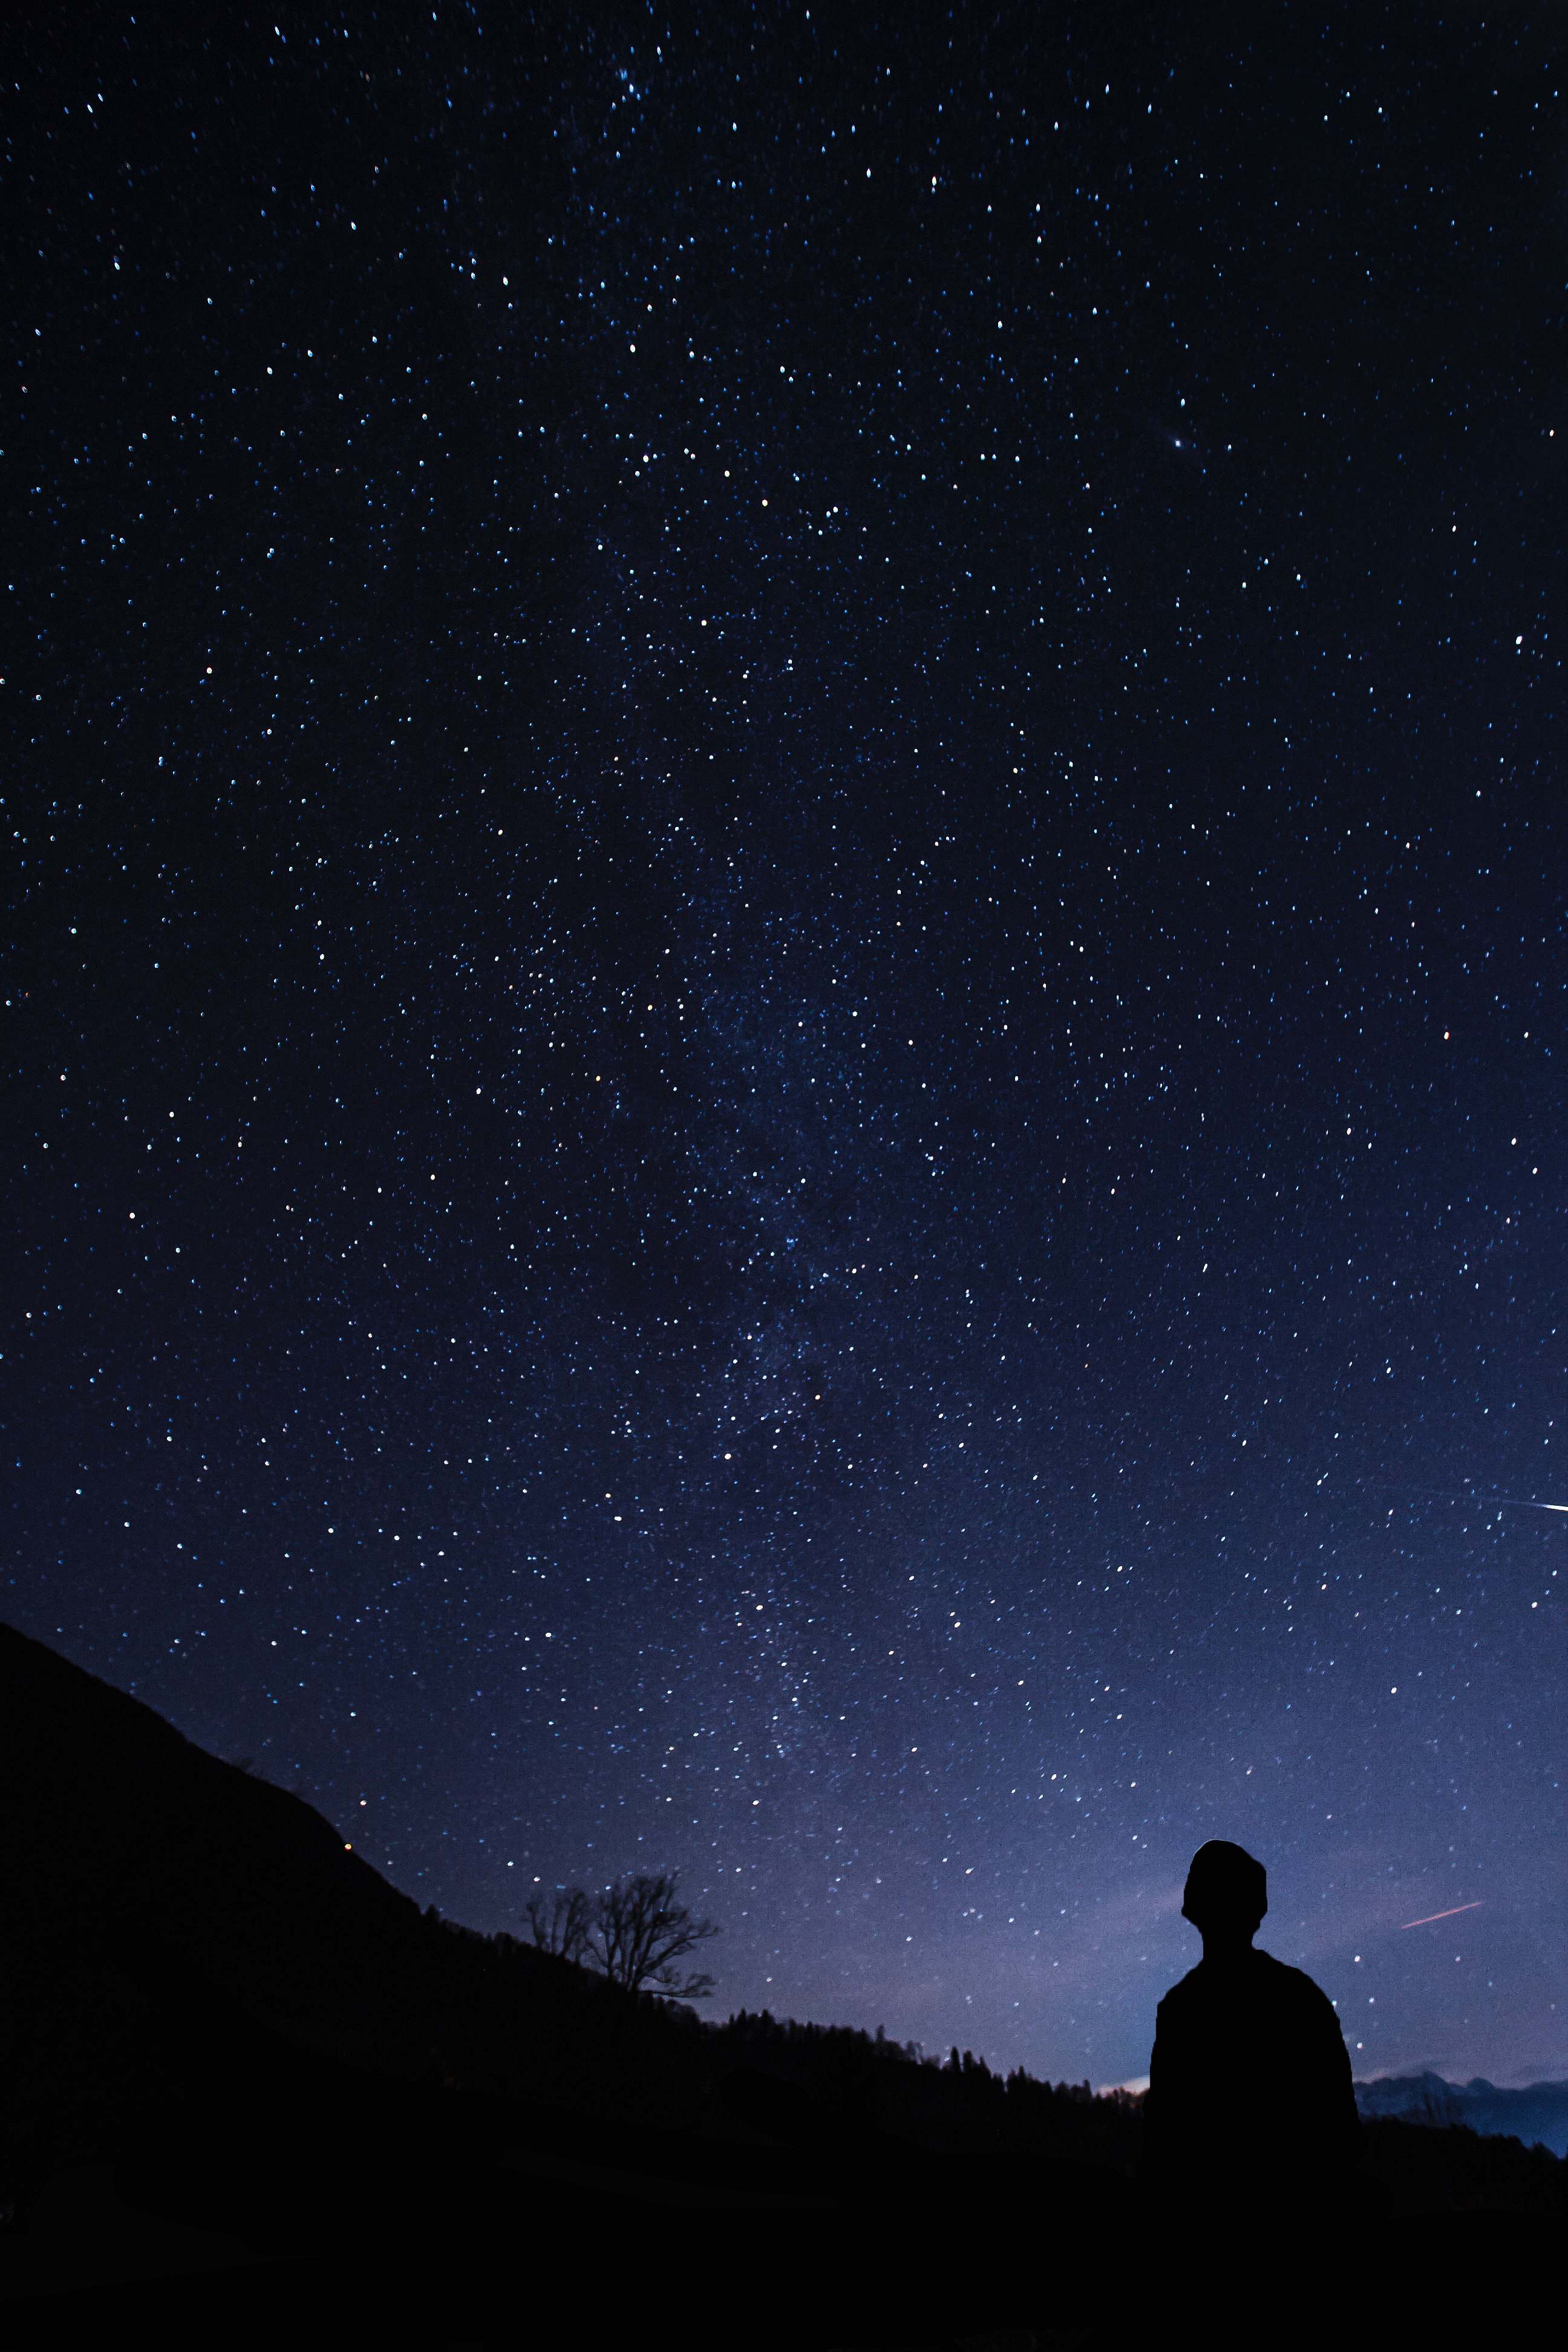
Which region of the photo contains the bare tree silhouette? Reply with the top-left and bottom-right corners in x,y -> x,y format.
596,1871 -> 720,2000
524,1871 -> 720,2001
524,1886 -> 596,1967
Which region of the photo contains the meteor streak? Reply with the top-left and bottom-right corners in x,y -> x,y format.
1399,1901 -> 1483,1929
1361,1480 -> 1568,1515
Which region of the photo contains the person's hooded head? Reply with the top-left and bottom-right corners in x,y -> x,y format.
1181,1840 -> 1267,1945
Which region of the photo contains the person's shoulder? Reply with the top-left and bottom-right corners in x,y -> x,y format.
1157,1961 -> 1207,2012
1254,1949 -> 1338,2013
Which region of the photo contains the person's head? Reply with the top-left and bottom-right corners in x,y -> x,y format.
1181,1840 -> 1267,1950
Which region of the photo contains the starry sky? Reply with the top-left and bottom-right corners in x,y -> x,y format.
8,5 -> 1566,2094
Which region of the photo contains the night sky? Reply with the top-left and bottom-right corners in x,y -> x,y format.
8,6 -> 1566,2095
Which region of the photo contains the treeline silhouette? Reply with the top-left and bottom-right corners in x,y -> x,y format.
715,2008 -> 1148,2170
1,1619 -> 1560,2344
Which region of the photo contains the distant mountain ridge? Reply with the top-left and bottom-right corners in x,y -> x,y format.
1355,2072 -> 1568,2157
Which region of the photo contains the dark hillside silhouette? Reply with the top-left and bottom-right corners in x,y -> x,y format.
0,1619 -> 437,2078
0,1621 -> 713,2169
1,1622 -> 1559,2345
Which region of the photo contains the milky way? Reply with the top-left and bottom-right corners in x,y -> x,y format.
7,7 -> 1564,2089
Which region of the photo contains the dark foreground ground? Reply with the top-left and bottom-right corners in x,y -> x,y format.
1,2059 -> 1555,2351
0,2195 -> 1549,2352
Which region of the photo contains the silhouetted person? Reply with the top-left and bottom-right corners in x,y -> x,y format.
1143,1841 -> 1361,2223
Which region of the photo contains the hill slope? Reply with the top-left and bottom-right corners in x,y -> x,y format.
0,1619 -> 436,2076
